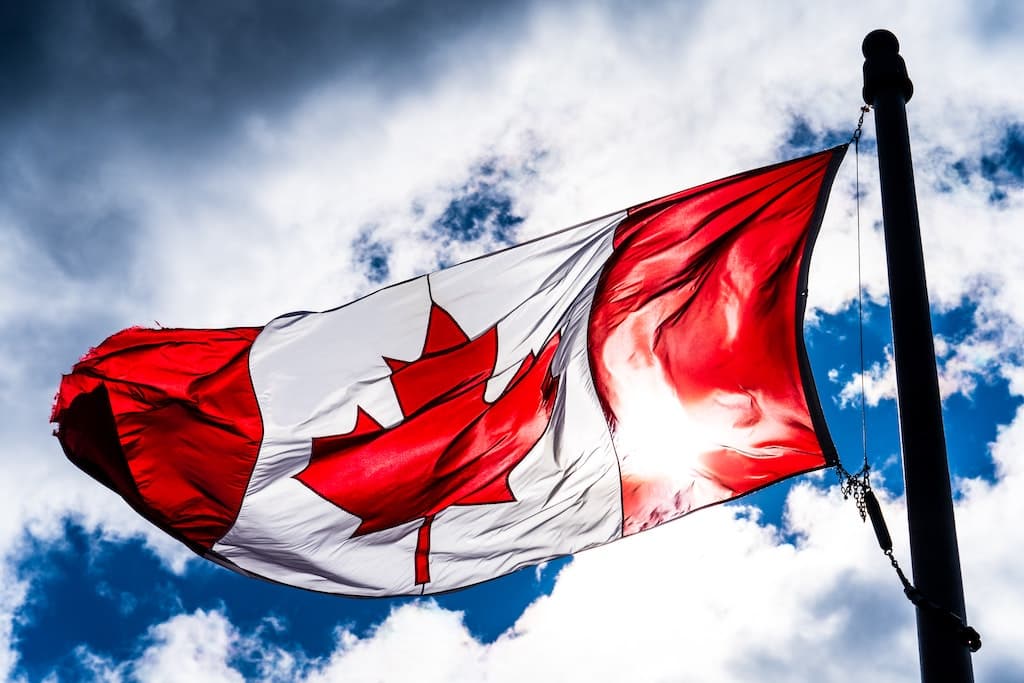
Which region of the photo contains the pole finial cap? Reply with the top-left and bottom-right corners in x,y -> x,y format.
862,29 -> 913,105
862,29 -> 900,58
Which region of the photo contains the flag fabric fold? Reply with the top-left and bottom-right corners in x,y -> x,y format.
53,146 -> 846,596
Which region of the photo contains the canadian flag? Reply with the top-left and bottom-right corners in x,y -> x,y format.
53,146 -> 845,596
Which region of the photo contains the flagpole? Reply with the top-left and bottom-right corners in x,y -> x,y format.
861,29 -> 974,683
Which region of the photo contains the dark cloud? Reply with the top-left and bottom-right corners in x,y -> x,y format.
967,0 -> 1024,44
0,131 -> 144,286
14,197 -> 139,282
1,0 -> 536,136
0,0 -> 540,282
1,315 -> 134,411
727,569 -> 911,681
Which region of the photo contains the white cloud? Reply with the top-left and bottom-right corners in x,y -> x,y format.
839,346 -> 899,407
835,342 -> 985,408
301,605 -> 486,683
836,309 -> 1024,407
0,569 -> 28,683
130,611 -> 243,683
482,493 -> 916,683
80,610 -> 244,683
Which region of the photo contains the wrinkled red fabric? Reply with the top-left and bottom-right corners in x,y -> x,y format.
52,327 -> 262,549
589,148 -> 841,534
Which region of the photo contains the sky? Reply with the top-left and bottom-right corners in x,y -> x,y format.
2,0 -> 1024,681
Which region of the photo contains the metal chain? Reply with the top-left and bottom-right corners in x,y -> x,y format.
852,105 -> 870,145
837,106 -> 980,653
835,105 -> 875,521
836,462 -> 871,521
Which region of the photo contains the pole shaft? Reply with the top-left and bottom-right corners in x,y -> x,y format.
862,30 -> 974,683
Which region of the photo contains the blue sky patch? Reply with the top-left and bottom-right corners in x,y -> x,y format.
980,124 -> 1024,188
12,516 -> 567,680
781,116 -> 861,158
351,226 -> 392,284
430,158 -> 526,251
937,123 -> 1024,201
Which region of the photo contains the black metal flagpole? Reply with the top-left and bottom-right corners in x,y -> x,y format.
861,29 -> 974,682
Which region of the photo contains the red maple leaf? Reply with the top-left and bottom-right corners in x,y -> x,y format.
294,302 -> 561,585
